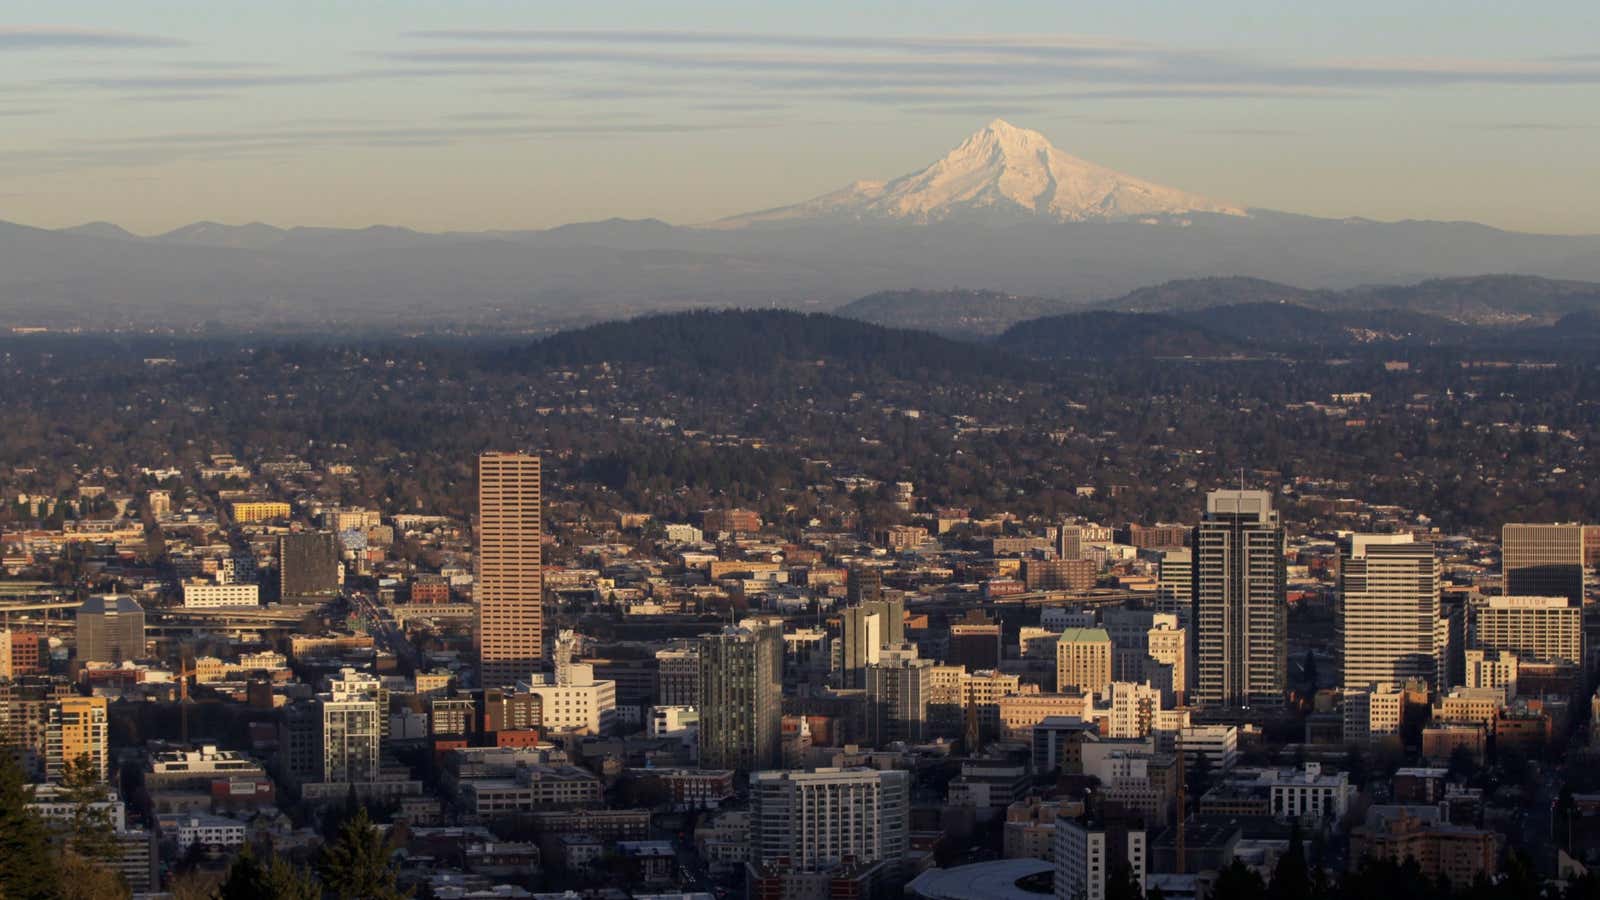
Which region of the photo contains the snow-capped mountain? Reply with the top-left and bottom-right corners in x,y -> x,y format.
713,119 -> 1245,227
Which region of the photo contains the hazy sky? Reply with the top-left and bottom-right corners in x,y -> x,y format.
3,1 -> 1598,234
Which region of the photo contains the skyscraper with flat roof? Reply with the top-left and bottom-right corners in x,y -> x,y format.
476,452 -> 544,688
1340,535 -> 1442,692
1193,490 -> 1285,709
1502,523 -> 1587,606
278,531 -> 342,600
697,620 -> 782,771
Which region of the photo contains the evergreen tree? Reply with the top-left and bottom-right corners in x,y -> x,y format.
316,807 -> 406,900
0,752 -> 62,900
1213,860 -> 1267,900
58,756 -> 120,865
1268,819 -> 1310,900
218,844 -> 319,900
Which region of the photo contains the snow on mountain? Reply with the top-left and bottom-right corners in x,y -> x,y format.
712,119 -> 1245,227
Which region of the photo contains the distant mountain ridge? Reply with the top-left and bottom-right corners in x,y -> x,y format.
6,119 -> 1600,331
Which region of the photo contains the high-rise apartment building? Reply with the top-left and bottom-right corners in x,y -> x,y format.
1340,535 -> 1442,692
1056,628 -> 1113,696
476,452 -> 544,688
320,671 -> 381,785
1193,490 -> 1286,709
749,767 -> 911,873
278,531 -> 342,600
1469,595 -> 1581,669
75,595 -> 145,664
46,696 -> 108,780
1502,523 -> 1588,605
697,620 -> 782,771
1054,816 -> 1146,900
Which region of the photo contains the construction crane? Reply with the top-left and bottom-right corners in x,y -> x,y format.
1175,731 -> 1186,875
176,647 -> 198,746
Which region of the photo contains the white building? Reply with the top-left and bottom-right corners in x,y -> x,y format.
1177,725 -> 1238,772
181,580 -> 261,609
174,814 -> 247,850
1256,763 -> 1353,821
664,523 -> 704,544
517,663 -> 618,735
748,767 -> 910,873
27,784 -> 126,832
1054,817 -> 1147,900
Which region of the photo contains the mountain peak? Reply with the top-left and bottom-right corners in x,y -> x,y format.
714,120 -> 1245,228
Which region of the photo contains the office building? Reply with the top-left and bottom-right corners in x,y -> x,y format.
1469,595 -> 1582,669
46,696 -> 108,780
1054,817 -> 1147,900
749,767 -> 910,873
865,646 -> 935,745
949,611 -> 1002,671
516,640 -> 618,735
1146,620 -> 1187,703
75,595 -> 145,664
1056,628 -> 1113,696
1024,558 -> 1097,592
1463,649 -> 1518,698
655,646 -> 699,706
839,597 -> 904,688
1502,523 -> 1587,605
181,581 -> 261,609
1193,490 -> 1286,709
278,531 -> 342,600
476,451 -> 544,687
847,565 -> 883,604
1155,550 -> 1193,617
1340,535 -> 1442,691
697,620 -> 782,771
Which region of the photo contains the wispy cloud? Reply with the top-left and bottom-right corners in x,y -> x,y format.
0,25 -> 183,49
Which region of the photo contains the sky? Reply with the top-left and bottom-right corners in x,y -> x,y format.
2,1 -> 1598,235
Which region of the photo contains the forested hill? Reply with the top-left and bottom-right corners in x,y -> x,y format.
507,309 -> 1028,379
834,289 -> 1077,337
998,311 -> 1245,359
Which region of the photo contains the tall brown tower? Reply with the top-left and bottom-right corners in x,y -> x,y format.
476,452 -> 543,688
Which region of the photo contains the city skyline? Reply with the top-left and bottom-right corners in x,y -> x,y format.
2,2 -> 1600,233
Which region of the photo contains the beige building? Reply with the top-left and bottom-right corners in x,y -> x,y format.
1469,595 -> 1582,668
1464,649 -> 1518,698
1340,535 -> 1443,692
477,452 -> 544,688
1056,628 -> 1112,696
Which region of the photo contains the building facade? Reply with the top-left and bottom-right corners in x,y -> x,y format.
476,452 -> 544,687
1193,490 -> 1286,709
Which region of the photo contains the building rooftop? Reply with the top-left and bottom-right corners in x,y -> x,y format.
906,859 -> 1054,900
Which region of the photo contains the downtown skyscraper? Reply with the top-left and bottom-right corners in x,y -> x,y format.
1193,490 -> 1286,709
1339,535 -> 1442,692
476,452 -> 544,688
697,620 -> 783,771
